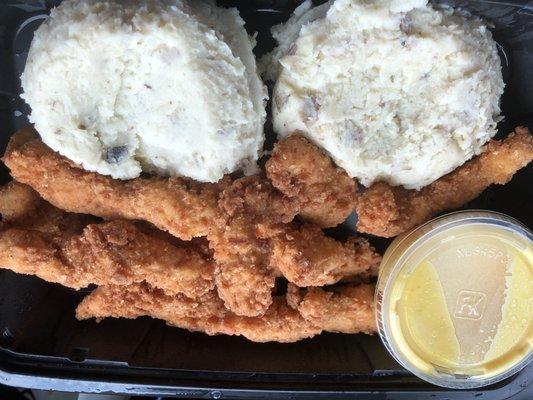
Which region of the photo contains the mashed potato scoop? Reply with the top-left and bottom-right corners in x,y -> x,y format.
265,0 -> 504,189
22,0 -> 267,182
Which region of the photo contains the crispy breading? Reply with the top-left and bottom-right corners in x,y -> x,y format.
209,175 -> 298,317
2,130 -> 379,327
218,174 -> 299,225
0,203 -> 215,298
0,181 -> 41,221
212,175 -> 379,315
0,182 -> 94,236
76,283 -> 321,343
266,135 -> 358,227
76,283 -> 228,321
270,224 -> 381,287
210,219 -> 276,317
212,175 -> 376,316
287,283 -> 376,334
76,281 -> 376,342
3,128 -> 225,240
356,128 -> 533,237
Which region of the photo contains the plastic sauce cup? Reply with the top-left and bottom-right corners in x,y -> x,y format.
376,210 -> 532,388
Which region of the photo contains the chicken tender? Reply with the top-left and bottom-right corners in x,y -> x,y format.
213,175 -> 377,315
266,135 -> 357,227
76,283 -> 227,321
3,128 -> 225,240
76,282 -> 321,343
219,174 -> 299,225
0,182 -> 94,237
287,283 -> 376,334
356,128 -> 533,237
0,199 -> 215,298
270,224 -> 381,287
210,175 -> 298,317
213,175 -> 378,314
210,214 -> 275,317
0,181 -> 41,221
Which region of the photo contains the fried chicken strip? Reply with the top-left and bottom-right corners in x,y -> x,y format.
3,128 -> 224,240
0,187 -> 215,297
209,175 -> 298,317
287,283 -> 376,334
356,128 -> 533,237
270,224 -> 381,287
0,181 -> 94,236
0,181 -> 40,221
76,281 -> 376,342
209,216 -> 275,318
266,135 -> 358,227
76,283 -> 321,343
0,220 -> 215,298
212,175 -> 379,315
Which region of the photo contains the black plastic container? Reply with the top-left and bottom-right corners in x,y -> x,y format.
0,0 -> 531,398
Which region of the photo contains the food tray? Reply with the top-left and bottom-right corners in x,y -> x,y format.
0,0 -> 531,398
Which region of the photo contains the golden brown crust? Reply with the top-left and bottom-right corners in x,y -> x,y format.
266,135 -> 358,228
0,181 -> 41,222
211,175 -> 376,316
287,283 -> 376,334
218,174 -> 299,225
209,175 -> 297,317
210,212 -> 275,317
76,283 -> 321,343
76,283 -> 228,322
3,129 -> 225,240
1,189 -> 94,237
270,224 -> 381,287
76,281 -> 376,342
356,128 -> 533,237
0,205 -> 215,298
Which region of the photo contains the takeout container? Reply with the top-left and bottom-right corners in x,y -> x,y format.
0,0 -> 531,397
377,211 -> 532,389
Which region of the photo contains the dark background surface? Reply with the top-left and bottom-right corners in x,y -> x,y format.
0,0 -> 531,398
0,383 -> 530,400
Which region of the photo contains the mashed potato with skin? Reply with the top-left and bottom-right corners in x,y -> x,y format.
268,0 -> 504,189
21,0 -> 267,182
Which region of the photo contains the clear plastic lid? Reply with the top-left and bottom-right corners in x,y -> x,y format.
376,211 -> 532,388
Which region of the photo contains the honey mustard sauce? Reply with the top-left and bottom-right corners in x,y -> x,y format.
376,211 -> 532,388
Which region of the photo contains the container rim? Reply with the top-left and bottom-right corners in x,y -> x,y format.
376,210 -> 533,389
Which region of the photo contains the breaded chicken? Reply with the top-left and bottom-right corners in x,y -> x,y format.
0,188 -> 215,298
218,174 -> 299,225
212,175 -> 376,316
3,128 -> 225,240
209,213 -> 275,317
356,128 -> 533,237
0,220 -> 216,298
0,181 -> 41,221
266,135 -> 357,227
77,281 -> 376,342
0,181 -> 94,236
210,175 -> 298,317
287,283 -> 376,334
269,224 -> 381,287
76,283 -> 228,321
76,282 -> 321,343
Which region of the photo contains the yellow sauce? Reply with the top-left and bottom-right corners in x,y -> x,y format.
378,213 -> 533,387
397,261 -> 460,369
